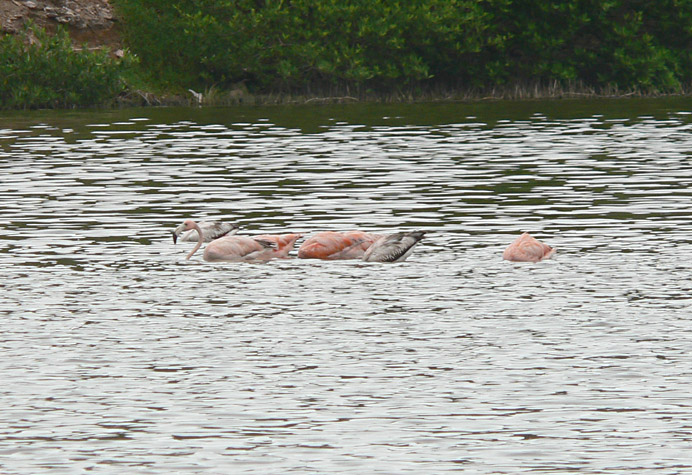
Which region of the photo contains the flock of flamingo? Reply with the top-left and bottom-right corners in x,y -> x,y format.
172,219 -> 555,263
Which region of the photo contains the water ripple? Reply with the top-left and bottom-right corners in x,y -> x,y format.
1,101 -> 692,473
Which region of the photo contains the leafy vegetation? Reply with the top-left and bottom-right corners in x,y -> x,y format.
0,23 -> 132,109
114,0 -> 692,96
3,1 -> 692,109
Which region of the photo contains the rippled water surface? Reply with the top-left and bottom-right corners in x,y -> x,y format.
2,99 -> 692,473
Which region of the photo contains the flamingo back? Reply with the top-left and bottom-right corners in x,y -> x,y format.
298,231 -> 381,260
203,235 -> 276,262
503,232 -> 554,262
174,221 -> 239,243
253,233 -> 304,258
362,231 -> 426,262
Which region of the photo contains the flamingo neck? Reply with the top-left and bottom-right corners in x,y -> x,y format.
187,222 -> 204,260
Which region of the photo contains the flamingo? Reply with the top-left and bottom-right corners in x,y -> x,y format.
362,231 -> 426,262
174,220 -> 302,262
252,233 -> 305,259
297,231 -> 382,260
172,220 -> 239,244
503,232 -> 555,262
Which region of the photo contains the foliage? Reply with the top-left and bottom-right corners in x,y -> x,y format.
112,0 -> 692,95
478,0 -> 691,91
0,23 -> 132,109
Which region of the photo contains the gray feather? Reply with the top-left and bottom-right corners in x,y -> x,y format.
173,221 -> 239,244
253,238 -> 278,249
363,231 -> 426,262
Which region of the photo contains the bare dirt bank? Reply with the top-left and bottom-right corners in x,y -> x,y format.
0,0 -> 121,50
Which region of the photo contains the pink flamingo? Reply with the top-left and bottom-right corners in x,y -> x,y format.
297,231 -> 382,260
253,233 -> 305,258
503,232 -> 555,262
172,220 -> 239,244
362,231 -> 426,262
174,220 -> 302,262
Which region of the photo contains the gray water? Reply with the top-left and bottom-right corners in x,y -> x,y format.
2,99 -> 692,474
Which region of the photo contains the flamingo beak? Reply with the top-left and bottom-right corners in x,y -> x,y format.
172,223 -> 187,244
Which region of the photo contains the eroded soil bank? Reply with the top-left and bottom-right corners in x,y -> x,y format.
1,0 -> 121,51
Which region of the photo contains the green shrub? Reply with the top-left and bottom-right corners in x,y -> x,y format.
113,0 -> 692,95
480,0 -> 690,92
0,23 -> 132,109
114,0 -> 490,92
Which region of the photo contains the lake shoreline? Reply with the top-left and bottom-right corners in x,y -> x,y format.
117,84 -> 692,109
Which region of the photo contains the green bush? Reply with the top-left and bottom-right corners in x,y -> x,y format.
3,1 -> 690,107
114,0 -> 492,92
0,23 -> 132,109
479,0 -> 690,91
113,0 -> 692,95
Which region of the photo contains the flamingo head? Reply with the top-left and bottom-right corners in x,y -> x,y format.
172,219 -> 196,244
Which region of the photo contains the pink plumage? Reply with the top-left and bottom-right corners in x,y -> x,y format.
503,232 -> 555,262
253,234 -> 304,259
173,220 -> 301,262
297,231 -> 382,260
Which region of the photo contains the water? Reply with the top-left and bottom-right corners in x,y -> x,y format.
2,99 -> 692,473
